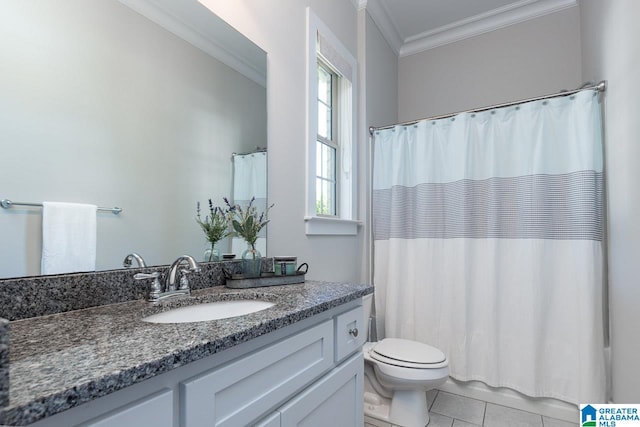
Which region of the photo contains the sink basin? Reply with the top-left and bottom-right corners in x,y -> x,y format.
142,300 -> 276,324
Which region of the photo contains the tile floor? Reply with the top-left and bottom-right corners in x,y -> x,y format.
364,390 -> 577,427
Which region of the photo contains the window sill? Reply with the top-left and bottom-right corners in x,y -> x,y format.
304,216 -> 361,236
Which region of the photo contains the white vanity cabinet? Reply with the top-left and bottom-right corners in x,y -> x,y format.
28,300 -> 365,427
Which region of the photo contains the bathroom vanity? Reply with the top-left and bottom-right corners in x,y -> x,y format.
0,279 -> 372,426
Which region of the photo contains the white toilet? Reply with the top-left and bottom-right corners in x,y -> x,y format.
362,294 -> 449,427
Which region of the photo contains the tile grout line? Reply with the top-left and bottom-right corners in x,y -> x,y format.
482,400 -> 487,426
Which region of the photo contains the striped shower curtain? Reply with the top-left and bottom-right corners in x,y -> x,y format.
372,89 -> 606,404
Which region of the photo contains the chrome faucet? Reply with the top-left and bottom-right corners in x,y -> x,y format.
134,255 -> 200,302
166,255 -> 200,292
123,252 -> 147,268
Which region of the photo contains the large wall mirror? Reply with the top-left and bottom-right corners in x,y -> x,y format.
0,0 -> 267,279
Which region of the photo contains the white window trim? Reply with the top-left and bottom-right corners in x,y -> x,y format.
305,7 -> 360,235
303,215 -> 361,235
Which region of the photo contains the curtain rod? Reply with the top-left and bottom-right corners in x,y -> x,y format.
369,80 -> 606,135
232,147 -> 267,157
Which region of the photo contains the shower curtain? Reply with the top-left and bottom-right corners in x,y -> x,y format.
232,151 -> 267,257
372,90 -> 605,404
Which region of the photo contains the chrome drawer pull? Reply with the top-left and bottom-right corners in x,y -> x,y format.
349,328 -> 359,337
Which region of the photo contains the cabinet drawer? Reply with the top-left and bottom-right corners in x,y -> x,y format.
181,320 -> 334,427
335,305 -> 365,362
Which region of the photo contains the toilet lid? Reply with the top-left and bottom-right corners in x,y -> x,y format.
371,338 -> 446,365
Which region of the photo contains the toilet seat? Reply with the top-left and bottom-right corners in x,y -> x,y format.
370,338 -> 448,369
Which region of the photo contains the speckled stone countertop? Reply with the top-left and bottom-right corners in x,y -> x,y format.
0,281 -> 372,426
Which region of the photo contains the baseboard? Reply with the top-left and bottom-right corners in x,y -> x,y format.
438,378 -> 579,423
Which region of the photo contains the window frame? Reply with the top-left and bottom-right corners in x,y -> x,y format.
305,7 -> 360,235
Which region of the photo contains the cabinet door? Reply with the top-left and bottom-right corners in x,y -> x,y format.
79,389 -> 173,427
279,353 -> 363,427
182,320 -> 334,427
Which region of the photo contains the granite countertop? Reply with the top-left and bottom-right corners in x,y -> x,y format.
1,280 -> 373,426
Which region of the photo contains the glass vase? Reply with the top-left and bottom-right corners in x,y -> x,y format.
241,245 -> 262,278
203,243 -> 221,262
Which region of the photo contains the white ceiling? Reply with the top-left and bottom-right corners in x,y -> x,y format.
360,0 -> 577,56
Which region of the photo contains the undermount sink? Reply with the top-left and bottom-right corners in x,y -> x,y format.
142,300 -> 276,324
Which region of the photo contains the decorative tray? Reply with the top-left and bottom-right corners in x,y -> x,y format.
224,263 -> 308,289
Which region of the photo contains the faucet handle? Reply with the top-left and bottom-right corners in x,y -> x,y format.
134,272 -> 162,300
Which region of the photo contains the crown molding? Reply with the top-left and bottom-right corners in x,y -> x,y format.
399,0 -> 577,57
364,0 -> 576,58
364,0 -> 402,55
118,0 -> 266,87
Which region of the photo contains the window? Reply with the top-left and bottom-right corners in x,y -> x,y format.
316,61 -> 338,216
305,8 -> 360,235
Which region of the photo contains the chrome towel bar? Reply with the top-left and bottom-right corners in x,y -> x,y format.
0,199 -> 122,214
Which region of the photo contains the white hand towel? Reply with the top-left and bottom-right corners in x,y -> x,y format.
41,202 -> 97,275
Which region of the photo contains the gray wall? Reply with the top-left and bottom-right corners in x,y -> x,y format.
580,0 -> 640,403
365,13 -> 398,131
0,0 -> 266,277
397,7 -> 582,122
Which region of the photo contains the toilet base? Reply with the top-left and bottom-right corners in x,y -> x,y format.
364,377 -> 430,427
364,390 -> 392,423
389,389 -> 429,427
